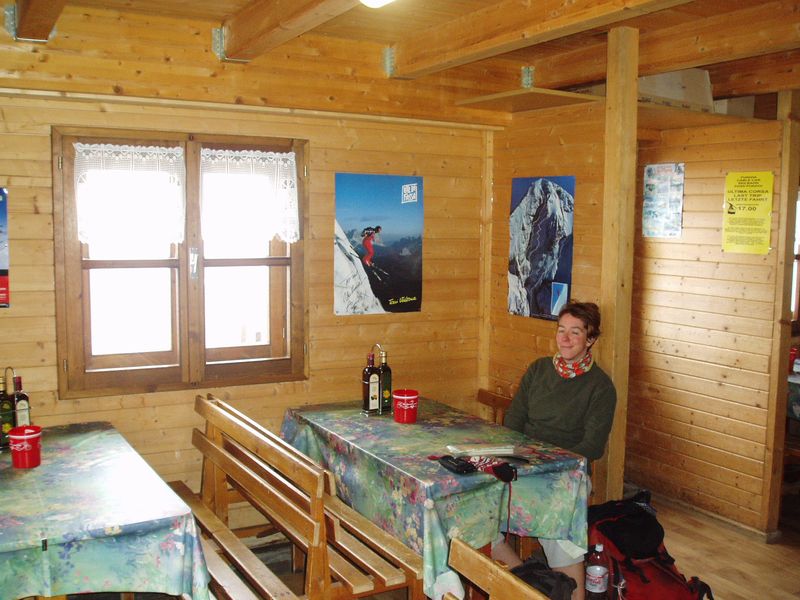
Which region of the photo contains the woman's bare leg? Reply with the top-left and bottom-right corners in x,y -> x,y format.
490,539 -> 523,568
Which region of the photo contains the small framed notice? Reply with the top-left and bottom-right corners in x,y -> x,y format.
642,163 -> 685,238
722,171 -> 774,255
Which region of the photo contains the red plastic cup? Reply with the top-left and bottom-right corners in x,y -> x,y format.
393,389 -> 419,424
8,425 -> 41,469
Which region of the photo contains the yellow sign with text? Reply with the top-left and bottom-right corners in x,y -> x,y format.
722,171 -> 773,254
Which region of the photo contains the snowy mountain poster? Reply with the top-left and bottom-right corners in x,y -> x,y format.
507,176 -> 574,320
334,173 -> 423,315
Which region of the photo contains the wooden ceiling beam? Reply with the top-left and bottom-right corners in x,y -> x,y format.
13,0 -> 67,41
506,1 -> 800,91
222,0 -> 360,61
390,0 -> 692,79
707,50 -> 800,98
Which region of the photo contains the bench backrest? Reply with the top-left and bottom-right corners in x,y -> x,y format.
447,538 -> 550,600
194,394 -> 331,600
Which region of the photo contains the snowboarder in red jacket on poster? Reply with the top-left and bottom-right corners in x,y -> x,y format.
361,225 -> 382,267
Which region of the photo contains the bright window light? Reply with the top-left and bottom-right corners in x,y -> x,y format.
360,0 -> 395,7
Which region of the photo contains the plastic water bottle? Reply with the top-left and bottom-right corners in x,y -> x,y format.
585,543 -> 609,599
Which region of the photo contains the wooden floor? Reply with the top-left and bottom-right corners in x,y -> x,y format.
655,497 -> 800,600
62,496 -> 800,600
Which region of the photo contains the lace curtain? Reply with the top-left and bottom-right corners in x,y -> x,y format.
200,149 -> 299,244
73,143 -> 186,250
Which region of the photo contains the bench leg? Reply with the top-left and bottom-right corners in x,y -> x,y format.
409,578 -> 426,600
291,543 -> 306,573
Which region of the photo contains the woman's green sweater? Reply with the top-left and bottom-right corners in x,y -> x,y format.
503,357 -> 616,461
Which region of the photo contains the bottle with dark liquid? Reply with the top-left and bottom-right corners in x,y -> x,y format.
361,353 -> 380,415
378,350 -> 392,415
0,376 -> 12,449
13,375 -> 30,427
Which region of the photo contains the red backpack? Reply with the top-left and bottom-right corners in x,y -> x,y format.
588,491 -> 714,600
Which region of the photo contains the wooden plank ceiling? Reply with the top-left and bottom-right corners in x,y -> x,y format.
10,0 -> 800,100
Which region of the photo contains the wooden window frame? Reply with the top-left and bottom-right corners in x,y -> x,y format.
53,128 -> 307,399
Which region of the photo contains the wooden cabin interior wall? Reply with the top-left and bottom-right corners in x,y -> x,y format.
0,5 -> 510,493
627,119 -> 785,532
6,90 -> 494,490
3,89 -> 490,491
488,102 -> 611,494
1,3 -> 797,536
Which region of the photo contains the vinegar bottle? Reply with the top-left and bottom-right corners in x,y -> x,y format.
13,375 -> 30,427
361,353 -> 380,415
585,543 -> 609,599
0,376 -> 11,449
378,350 -> 392,415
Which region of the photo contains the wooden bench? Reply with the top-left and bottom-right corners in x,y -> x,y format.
180,393 -> 424,600
443,538 -> 550,600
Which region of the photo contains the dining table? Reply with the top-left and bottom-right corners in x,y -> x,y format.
0,421 -> 210,600
280,398 -> 589,600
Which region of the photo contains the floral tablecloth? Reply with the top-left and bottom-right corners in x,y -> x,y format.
0,422 -> 209,600
280,400 -> 588,600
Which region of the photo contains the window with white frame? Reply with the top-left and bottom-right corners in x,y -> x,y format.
53,129 -> 306,397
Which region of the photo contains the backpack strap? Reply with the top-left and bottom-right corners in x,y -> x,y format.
609,557 -> 625,600
624,557 -> 650,584
688,576 -> 715,600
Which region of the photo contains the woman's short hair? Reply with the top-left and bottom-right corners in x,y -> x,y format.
558,301 -> 602,340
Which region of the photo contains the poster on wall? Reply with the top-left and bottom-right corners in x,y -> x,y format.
0,188 -> 8,307
642,162 -> 685,238
334,173 -> 423,315
507,176 -> 574,320
722,171 -> 774,255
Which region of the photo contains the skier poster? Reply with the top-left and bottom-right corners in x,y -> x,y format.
334,173 -> 423,315
507,176 -> 574,320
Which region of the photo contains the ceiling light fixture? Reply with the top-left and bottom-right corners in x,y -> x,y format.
360,0 -> 396,7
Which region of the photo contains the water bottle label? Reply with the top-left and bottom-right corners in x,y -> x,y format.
585,565 -> 608,592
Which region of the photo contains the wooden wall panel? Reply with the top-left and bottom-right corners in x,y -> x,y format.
488,103 -> 606,395
0,91 -> 487,482
627,120 -> 783,529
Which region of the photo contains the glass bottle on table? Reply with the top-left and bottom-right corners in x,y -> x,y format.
361,353 -> 380,415
12,375 -> 30,427
378,350 -> 392,415
0,376 -> 12,449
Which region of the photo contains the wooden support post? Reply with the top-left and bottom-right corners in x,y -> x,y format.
478,130 -> 495,395
763,90 -> 800,534
598,26 -> 639,503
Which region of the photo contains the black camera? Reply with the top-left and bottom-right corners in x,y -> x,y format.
437,455 -> 477,474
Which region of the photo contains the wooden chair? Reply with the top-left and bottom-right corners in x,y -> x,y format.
476,388 -> 513,425
443,538 -> 550,600
192,393 -> 424,600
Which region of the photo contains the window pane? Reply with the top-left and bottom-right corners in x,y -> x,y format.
205,266 -> 270,348
89,268 -> 174,355
202,173 -> 284,259
75,145 -> 184,260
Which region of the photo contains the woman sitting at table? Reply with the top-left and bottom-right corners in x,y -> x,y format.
492,300 -> 617,600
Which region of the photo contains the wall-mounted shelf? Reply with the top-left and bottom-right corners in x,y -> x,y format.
456,86 -> 601,112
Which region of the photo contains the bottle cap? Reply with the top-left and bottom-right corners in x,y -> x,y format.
380,350 -> 387,359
